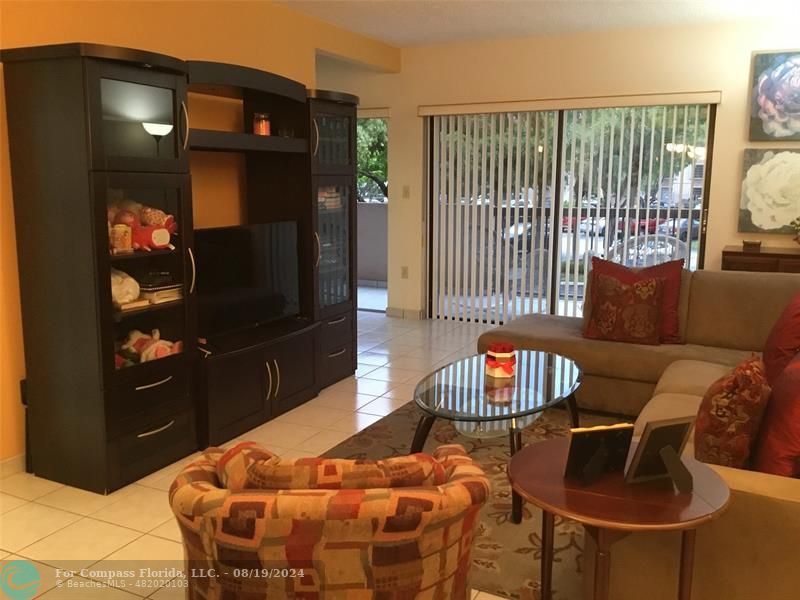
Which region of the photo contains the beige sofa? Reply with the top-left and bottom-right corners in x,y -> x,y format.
477,269 -> 800,600
478,269 -> 800,415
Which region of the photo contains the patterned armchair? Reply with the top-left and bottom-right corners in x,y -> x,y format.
170,442 -> 490,599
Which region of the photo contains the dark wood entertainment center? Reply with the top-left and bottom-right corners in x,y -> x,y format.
1,43 -> 358,492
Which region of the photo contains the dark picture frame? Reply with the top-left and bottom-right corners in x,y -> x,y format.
749,51 -> 800,142
625,417 -> 694,484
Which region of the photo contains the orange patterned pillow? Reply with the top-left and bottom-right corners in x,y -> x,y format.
694,356 -> 772,469
583,273 -> 665,345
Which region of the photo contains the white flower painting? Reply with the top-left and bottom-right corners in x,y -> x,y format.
739,149 -> 800,233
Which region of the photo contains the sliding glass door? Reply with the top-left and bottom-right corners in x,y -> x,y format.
428,103 -> 713,323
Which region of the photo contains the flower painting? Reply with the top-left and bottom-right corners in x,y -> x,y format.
739,149 -> 800,233
750,51 -> 800,141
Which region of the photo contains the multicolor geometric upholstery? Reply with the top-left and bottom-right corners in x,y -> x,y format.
170,442 -> 490,599
216,442 -> 448,492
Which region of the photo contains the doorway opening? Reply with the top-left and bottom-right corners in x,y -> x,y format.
356,116 -> 389,312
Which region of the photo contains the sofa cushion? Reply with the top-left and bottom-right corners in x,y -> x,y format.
588,257 -> 685,343
754,355 -> 800,477
478,314 -> 751,384
694,356 -> 771,469
763,291 -> 800,385
654,360 -> 734,397
584,274 -> 665,344
633,392 -> 701,456
685,270 -> 800,351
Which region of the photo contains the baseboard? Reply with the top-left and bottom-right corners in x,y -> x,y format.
357,279 -> 387,289
0,453 -> 25,479
386,307 -> 425,320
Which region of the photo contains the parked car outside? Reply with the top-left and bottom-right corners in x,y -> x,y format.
615,216 -> 667,236
657,218 -> 701,241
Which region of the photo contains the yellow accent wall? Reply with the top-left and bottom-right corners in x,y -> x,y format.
0,0 -> 399,461
316,21 -> 800,314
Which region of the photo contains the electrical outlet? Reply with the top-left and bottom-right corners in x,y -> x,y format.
401,266 -> 409,279
402,185 -> 410,199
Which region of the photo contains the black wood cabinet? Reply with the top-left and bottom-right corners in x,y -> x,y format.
85,59 -> 189,173
3,44 -> 362,489
199,322 -> 318,446
309,91 -> 358,385
2,44 -> 197,492
202,347 -> 269,446
310,96 -> 357,176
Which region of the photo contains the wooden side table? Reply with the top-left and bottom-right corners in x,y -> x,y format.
508,438 -> 731,600
721,244 -> 800,272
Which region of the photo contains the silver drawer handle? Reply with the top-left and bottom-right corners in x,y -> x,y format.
328,348 -> 347,358
273,359 -> 280,398
188,247 -> 196,295
137,420 -> 175,438
312,118 -> 320,157
135,376 -> 173,391
327,316 -> 347,325
265,361 -> 273,400
181,100 -> 190,150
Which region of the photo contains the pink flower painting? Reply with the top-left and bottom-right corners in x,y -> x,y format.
750,52 -> 800,141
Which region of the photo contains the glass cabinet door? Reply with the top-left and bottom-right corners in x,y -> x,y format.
316,180 -> 352,309
87,61 -> 188,173
311,102 -> 355,175
94,173 -> 194,375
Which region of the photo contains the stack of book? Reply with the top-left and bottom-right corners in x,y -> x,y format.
140,283 -> 183,304
320,188 -> 342,209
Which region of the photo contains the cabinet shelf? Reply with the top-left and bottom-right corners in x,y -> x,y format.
110,248 -> 178,261
113,299 -> 184,321
187,61 -> 306,103
189,129 -> 307,153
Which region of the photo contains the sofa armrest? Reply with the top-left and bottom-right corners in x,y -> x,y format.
710,464 -> 800,505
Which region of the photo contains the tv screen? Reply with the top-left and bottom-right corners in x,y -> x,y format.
194,222 -> 300,338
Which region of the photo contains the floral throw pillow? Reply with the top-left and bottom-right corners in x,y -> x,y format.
583,273 -> 665,345
694,356 -> 772,469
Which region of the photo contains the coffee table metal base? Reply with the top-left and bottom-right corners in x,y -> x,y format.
410,394 -> 580,524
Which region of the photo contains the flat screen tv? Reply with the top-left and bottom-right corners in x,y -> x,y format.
194,222 -> 300,338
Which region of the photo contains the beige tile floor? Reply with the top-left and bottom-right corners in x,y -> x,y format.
0,312 -> 505,599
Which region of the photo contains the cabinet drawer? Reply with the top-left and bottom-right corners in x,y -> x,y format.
107,409 -> 196,491
108,356 -> 190,424
721,256 -> 779,272
778,258 -> 800,273
318,344 -> 354,388
319,311 -> 354,352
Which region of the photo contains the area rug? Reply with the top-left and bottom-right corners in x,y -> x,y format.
324,402 -> 617,600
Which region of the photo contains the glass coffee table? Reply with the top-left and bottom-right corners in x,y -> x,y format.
412,350 -> 582,523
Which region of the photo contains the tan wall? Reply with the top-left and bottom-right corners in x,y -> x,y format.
358,203 -> 388,282
0,0 -> 399,460
316,20 -> 800,315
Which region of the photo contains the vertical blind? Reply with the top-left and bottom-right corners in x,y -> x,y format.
429,104 -> 712,324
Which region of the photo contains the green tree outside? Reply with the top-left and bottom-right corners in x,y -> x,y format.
357,117 -> 388,202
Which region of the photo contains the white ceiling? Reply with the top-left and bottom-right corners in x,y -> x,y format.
277,0 -> 790,47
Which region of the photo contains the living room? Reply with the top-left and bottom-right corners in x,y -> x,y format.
1,1 -> 799,599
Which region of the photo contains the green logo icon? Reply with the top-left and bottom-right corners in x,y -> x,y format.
0,560 -> 40,600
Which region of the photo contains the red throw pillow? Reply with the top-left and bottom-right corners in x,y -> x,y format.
694,356 -> 771,469
763,292 -> 800,385
753,355 -> 800,477
589,257 -> 685,343
583,273 -> 665,345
